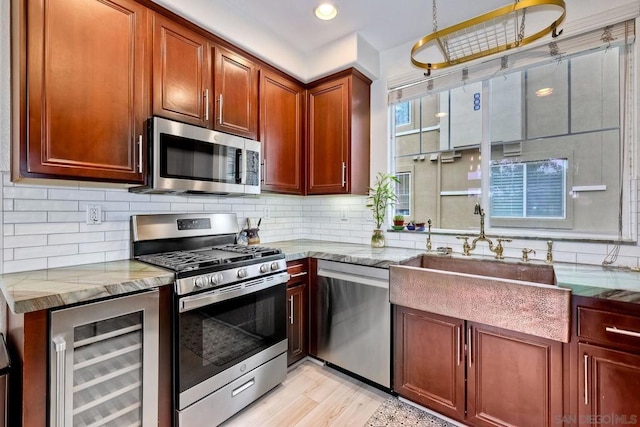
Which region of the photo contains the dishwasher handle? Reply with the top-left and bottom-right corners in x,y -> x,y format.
317,268 -> 388,289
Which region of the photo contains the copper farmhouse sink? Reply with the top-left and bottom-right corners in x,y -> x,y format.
390,255 -> 571,342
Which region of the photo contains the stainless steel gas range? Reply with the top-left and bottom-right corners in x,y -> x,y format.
131,213 -> 289,426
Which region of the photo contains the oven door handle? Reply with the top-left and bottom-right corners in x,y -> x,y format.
179,272 -> 289,313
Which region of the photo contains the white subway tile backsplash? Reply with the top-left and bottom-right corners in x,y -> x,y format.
4,258 -> 48,274
3,225 -> 13,236
3,187 -> 47,199
79,222 -> 128,232
79,201 -> 130,211
48,232 -> 104,245
48,189 -> 105,201
3,200 -> 12,211
47,212 -> 86,223
15,199 -> 78,211
129,202 -> 171,211
48,253 -> 105,269
105,191 -> 150,202
105,249 -> 130,262
14,244 -> 77,260
79,240 -> 128,254
4,212 -> 48,223
3,250 -> 12,262
105,230 -> 129,241
4,235 -> 48,248
14,222 -> 78,235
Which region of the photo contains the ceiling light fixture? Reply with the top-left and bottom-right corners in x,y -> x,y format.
314,3 -> 337,20
411,0 -> 566,75
535,87 -> 554,97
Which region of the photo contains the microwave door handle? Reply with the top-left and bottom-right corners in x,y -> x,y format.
235,149 -> 243,184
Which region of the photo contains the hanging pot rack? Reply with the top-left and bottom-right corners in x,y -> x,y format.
411,0 -> 567,75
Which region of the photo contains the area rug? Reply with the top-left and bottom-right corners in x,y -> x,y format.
366,397 -> 458,427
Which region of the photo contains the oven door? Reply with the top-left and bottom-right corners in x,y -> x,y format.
175,274 -> 287,410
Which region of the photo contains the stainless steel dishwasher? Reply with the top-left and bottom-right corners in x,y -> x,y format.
314,260 -> 390,388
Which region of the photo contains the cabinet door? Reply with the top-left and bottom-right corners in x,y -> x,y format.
393,307 -> 466,421
286,283 -> 308,365
260,69 -> 305,194
466,322 -> 563,427
152,14 -> 211,127
213,46 -> 258,139
579,343 -> 640,426
24,0 -> 148,183
307,76 -> 350,194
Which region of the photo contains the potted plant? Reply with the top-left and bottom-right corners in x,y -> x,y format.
393,214 -> 405,226
366,172 -> 399,247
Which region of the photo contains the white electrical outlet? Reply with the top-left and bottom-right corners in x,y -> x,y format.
86,205 -> 102,225
340,210 -> 348,221
263,206 -> 271,220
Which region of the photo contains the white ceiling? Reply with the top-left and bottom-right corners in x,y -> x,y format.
160,0 -> 511,55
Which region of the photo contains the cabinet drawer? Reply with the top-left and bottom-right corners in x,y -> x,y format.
286,261 -> 308,286
578,306 -> 640,350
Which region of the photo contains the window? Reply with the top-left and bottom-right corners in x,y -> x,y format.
395,102 -> 411,126
491,159 -> 567,219
395,172 -> 411,216
388,21 -> 634,238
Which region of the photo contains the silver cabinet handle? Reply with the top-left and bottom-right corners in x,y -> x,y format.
262,158 -> 266,183
456,326 -> 461,366
232,378 -> 255,397
137,135 -> 142,173
53,336 -> 67,427
218,94 -> 223,124
289,295 -> 294,324
605,326 -> 640,338
204,89 -> 209,121
341,162 -> 346,187
584,354 -> 589,405
467,326 -> 472,368
290,272 -> 308,278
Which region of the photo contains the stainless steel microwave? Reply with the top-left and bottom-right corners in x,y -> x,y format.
130,117 -> 260,195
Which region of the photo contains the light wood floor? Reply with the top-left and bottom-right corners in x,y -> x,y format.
222,359 -> 390,427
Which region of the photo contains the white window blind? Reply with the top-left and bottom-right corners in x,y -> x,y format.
395,172 -> 411,216
388,19 -> 636,105
491,160 -> 567,219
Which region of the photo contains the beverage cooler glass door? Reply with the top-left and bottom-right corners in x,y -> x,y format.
49,290 -> 159,427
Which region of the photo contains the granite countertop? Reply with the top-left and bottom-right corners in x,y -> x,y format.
1,239 -> 638,314
0,260 -> 174,314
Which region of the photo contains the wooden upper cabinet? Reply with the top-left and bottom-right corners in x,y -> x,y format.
307,69 -> 371,195
259,69 -> 305,194
213,46 -> 258,139
152,14 -> 211,127
19,0 -> 149,183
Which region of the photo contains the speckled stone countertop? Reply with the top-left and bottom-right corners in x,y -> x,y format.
1,239 -> 638,314
266,239 -> 640,305
0,261 -> 174,314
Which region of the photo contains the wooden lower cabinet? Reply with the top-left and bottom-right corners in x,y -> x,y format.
394,306 -> 564,427
286,260 -> 309,365
573,297 -> 640,426
394,307 -> 465,420
578,343 -> 640,425
466,322 -> 564,427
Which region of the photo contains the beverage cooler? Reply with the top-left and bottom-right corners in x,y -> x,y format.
49,290 -> 159,427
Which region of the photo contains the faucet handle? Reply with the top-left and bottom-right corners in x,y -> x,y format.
456,236 -> 471,256
521,248 -> 536,262
493,238 -> 511,260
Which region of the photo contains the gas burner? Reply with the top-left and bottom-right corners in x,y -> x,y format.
138,250 -> 224,272
216,244 -> 282,257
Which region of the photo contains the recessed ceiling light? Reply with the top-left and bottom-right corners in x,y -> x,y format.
535,87 -> 554,97
435,112 -> 448,118
314,3 -> 337,20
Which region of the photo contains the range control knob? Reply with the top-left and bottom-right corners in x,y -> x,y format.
237,268 -> 248,279
270,262 -> 280,271
194,277 -> 207,288
260,264 -> 269,273
209,274 -> 223,286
